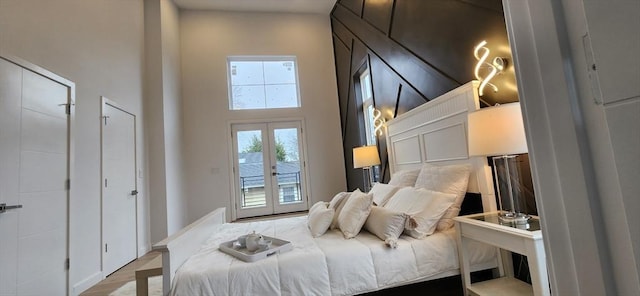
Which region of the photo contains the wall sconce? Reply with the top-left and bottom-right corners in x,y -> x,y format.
373,108 -> 386,136
473,40 -> 507,96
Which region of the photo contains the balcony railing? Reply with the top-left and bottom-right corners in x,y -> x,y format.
240,172 -> 302,208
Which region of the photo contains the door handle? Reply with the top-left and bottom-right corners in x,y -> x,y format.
131,190 -> 138,196
0,203 -> 23,214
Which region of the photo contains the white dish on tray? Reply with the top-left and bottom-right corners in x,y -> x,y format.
219,235 -> 293,262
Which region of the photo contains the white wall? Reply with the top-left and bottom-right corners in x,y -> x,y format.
144,0 -> 188,244
0,0 -> 149,294
160,0 -> 188,237
179,10 -> 346,222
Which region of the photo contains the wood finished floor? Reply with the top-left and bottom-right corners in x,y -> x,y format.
79,251 -> 160,296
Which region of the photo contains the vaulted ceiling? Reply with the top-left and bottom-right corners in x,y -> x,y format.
173,0 -> 337,14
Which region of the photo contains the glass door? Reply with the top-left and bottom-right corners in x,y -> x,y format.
232,121 -> 308,218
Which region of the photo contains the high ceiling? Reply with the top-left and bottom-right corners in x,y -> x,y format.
173,0 -> 337,14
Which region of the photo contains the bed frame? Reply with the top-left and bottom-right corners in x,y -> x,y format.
153,81 -> 496,295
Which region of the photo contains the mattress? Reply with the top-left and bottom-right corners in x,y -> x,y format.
170,215 -> 495,296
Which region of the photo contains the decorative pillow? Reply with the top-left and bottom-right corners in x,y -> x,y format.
364,206 -> 407,248
383,187 -> 457,238
337,189 -> 373,239
387,169 -> 420,187
369,183 -> 401,206
309,200 -> 328,213
414,163 -> 471,231
328,192 -> 351,229
308,201 -> 335,237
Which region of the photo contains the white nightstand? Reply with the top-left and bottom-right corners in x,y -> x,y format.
454,212 -> 550,296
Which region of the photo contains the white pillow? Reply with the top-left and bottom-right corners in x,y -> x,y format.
328,192 -> 351,229
307,201 -> 335,237
383,187 -> 457,238
369,183 -> 401,206
387,169 -> 420,187
414,164 -> 471,231
364,206 -> 407,248
309,200 -> 328,212
337,189 -> 373,239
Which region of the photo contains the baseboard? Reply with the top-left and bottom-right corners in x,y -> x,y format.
71,271 -> 103,296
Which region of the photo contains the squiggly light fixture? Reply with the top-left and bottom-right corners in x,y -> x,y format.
373,108 -> 386,136
473,40 -> 506,96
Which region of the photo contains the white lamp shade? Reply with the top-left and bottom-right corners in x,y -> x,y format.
353,145 -> 381,168
468,102 -> 528,156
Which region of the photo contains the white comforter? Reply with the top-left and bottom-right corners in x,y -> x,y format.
171,216 -> 494,296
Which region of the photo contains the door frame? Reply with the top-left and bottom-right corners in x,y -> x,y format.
228,117 -> 311,221
100,96 -> 139,276
502,0 -> 616,294
266,120 -> 308,215
0,53 -> 75,295
230,123 -> 274,218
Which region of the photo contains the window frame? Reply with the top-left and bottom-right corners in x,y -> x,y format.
226,55 -> 302,111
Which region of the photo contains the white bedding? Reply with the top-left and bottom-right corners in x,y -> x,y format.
171,216 -> 495,296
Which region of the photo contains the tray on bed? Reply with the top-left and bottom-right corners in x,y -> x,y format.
219,236 -> 293,262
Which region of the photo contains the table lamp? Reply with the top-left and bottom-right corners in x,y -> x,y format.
353,145 -> 381,192
468,102 -> 530,223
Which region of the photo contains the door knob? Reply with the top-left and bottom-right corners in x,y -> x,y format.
0,203 -> 23,214
131,190 -> 138,196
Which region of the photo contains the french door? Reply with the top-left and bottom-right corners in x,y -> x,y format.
232,121 -> 308,219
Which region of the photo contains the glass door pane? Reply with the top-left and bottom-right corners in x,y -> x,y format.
273,128 -> 302,204
232,124 -> 274,218
269,122 -> 308,214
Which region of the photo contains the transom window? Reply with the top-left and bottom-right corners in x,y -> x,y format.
227,56 -> 301,110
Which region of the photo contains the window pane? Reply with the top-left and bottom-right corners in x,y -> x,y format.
274,128 -> 302,204
363,73 -> 372,98
365,104 -> 376,145
228,57 -> 300,110
230,61 -> 264,86
263,61 -> 296,84
236,130 -> 266,208
265,84 -> 298,108
232,85 -> 266,110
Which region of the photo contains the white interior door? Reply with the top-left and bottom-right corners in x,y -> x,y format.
232,121 -> 308,219
0,58 -> 70,295
101,100 -> 137,276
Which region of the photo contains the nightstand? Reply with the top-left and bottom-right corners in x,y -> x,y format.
454,212 -> 550,296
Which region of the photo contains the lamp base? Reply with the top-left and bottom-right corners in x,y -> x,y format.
499,211 -> 530,225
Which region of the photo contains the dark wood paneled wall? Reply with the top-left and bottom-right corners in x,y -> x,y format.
331,0 -> 517,191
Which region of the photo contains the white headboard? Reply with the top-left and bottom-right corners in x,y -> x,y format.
385,81 -> 497,212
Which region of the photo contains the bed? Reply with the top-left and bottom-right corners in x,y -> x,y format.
153,81 -> 498,295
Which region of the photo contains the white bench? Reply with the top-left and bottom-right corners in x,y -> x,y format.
152,208 -> 227,296
135,255 -> 162,296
